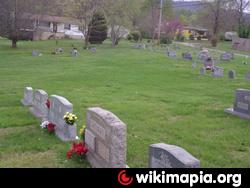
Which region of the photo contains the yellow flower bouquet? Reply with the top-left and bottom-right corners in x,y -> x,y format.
64,112 -> 77,126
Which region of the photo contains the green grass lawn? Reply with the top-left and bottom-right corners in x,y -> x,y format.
0,38 -> 250,168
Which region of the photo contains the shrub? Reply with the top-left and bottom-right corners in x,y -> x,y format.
141,31 -> 152,39
176,32 -> 185,42
129,31 -> 141,42
88,12 -> 108,44
161,35 -> 172,44
239,25 -> 250,38
127,34 -> 133,41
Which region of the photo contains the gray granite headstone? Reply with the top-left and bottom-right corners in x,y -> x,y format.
21,87 -> 33,106
204,57 -> 214,70
228,70 -> 236,79
85,107 -> 127,168
71,49 -> 78,56
149,143 -> 200,168
167,50 -> 176,58
245,72 -> 250,80
32,50 -> 41,56
225,89 -> 250,119
29,89 -> 48,121
212,66 -> 224,77
48,95 -> 77,141
200,67 -> 206,75
55,48 -> 63,54
182,52 -> 192,60
134,44 -> 145,49
198,50 -> 210,61
90,48 -> 97,53
220,52 -> 234,61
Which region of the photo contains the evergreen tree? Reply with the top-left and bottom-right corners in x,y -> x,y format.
88,12 -> 108,44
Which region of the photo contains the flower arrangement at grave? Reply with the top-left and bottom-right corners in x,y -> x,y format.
64,112 -> 77,125
79,125 -> 86,140
40,121 -> 56,133
66,141 -> 88,161
45,99 -> 50,109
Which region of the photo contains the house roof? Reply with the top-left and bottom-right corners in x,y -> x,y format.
23,13 -> 81,25
183,26 -> 208,32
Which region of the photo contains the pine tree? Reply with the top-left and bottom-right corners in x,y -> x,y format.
88,12 -> 108,44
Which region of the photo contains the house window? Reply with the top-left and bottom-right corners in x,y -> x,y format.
39,21 -> 50,28
64,24 -> 71,30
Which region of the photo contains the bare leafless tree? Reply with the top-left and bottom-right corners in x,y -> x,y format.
0,0 -> 60,48
0,0 -> 37,48
233,0 -> 250,27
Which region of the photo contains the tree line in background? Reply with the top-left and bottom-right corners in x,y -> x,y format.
0,0 -> 249,48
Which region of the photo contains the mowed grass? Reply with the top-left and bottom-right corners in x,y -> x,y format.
0,38 -> 250,168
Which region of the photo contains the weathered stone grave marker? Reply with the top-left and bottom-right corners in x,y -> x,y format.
204,57 -> 214,70
228,70 -> 236,79
245,72 -> 250,80
225,89 -> 250,119
166,50 -> 176,58
149,143 -> 200,168
71,48 -> 78,56
212,66 -> 224,77
21,87 -> 33,106
200,67 -> 206,75
29,89 -> 48,121
198,50 -> 210,61
32,50 -> 42,56
220,52 -> 234,61
85,107 -> 127,168
48,95 -> 77,141
90,48 -> 97,53
182,52 -> 192,60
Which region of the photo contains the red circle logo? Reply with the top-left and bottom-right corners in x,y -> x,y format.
118,170 -> 134,186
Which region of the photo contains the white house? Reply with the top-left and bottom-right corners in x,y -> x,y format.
23,14 -> 84,40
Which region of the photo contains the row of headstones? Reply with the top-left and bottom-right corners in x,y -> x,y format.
33,47 -> 97,57
200,67 -> 236,78
167,50 -> 234,62
21,87 -> 200,168
21,87 -> 77,141
200,68 -> 250,80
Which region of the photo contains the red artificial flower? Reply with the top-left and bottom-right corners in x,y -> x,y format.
46,99 -> 50,109
75,142 -> 88,155
47,123 -> 55,133
67,141 -> 88,159
67,149 -> 74,159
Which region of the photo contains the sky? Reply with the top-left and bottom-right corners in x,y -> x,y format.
173,0 -> 250,13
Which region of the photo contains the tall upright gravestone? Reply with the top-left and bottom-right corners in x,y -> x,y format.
29,89 -> 48,121
21,87 -> 33,106
85,107 -> 127,168
48,95 -> 77,141
225,89 -> 250,119
228,70 -> 236,79
149,143 -> 200,168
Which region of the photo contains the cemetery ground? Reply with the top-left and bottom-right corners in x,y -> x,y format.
0,38 -> 250,168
